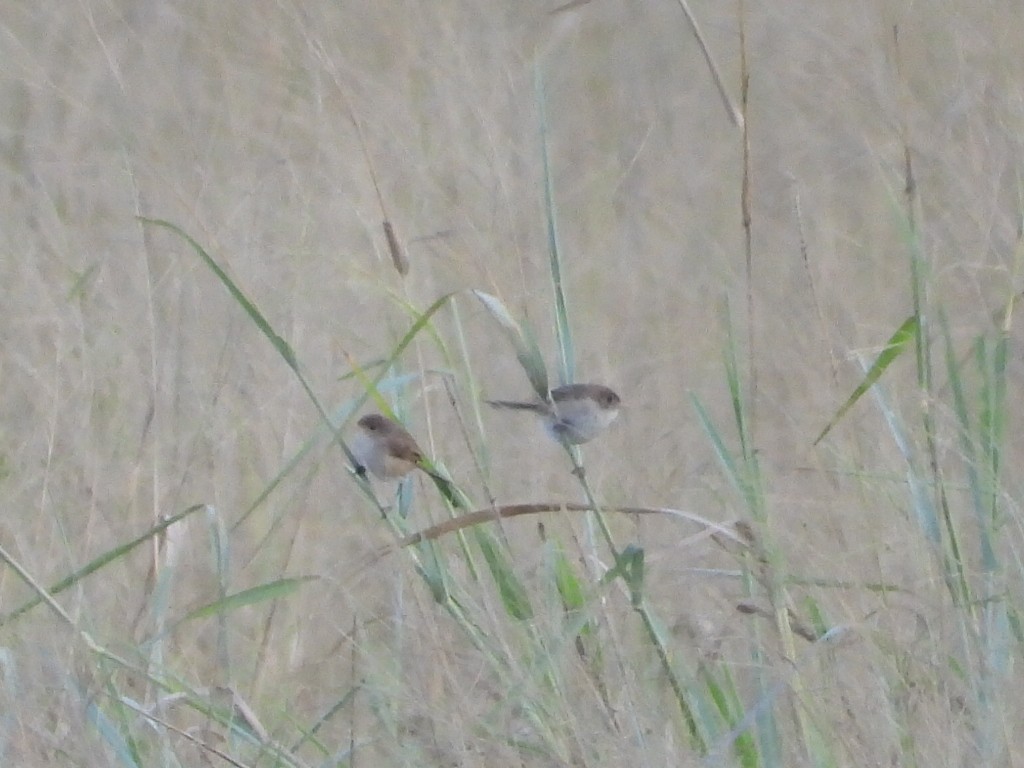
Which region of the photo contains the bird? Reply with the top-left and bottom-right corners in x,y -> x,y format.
351,413 -> 428,480
485,383 -> 621,444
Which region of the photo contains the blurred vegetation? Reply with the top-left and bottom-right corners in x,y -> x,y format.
1,2 -> 1023,766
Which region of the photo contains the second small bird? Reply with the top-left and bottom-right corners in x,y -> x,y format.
486,383 -> 621,444
351,413 -> 427,480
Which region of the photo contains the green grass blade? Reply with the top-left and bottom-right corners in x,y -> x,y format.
535,62 -> 574,385
599,544 -> 645,608
0,505 -> 206,625
413,540 -> 451,604
473,290 -> 549,398
231,399 -> 360,531
942,314 -> 982,513
697,665 -> 760,767
550,545 -> 585,612
690,393 -> 748,503
66,262 -> 99,301
867,367 -> 942,546
174,577 -> 317,627
138,218 -> 298,370
722,303 -> 754,465
975,336 -> 1004,571
83,694 -> 141,767
472,527 -> 533,620
546,538 -> 598,656
621,545 -> 645,608
814,315 -> 919,445
941,312 -> 997,574
290,686 -> 360,755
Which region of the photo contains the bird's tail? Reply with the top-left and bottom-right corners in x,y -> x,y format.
485,399 -> 544,412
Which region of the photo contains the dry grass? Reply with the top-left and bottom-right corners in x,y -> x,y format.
2,1 -> 1023,766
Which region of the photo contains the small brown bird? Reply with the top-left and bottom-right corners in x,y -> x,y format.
351,413 -> 426,480
486,383 -> 621,444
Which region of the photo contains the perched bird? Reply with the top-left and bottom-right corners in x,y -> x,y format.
351,413 -> 427,480
486,383 -> 621,444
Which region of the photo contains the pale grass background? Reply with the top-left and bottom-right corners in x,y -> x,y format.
2,1 -> 1023,765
